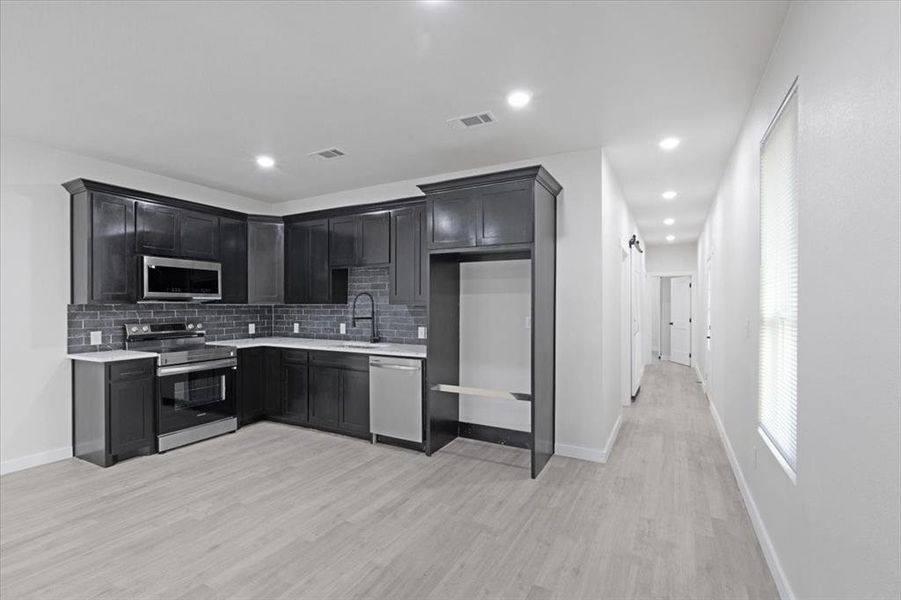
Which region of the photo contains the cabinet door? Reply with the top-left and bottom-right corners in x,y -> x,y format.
247,220 -> 284,304
428,190 -> 476,249
91,193 -> 136,302
285,222 -> 311,304
136,202 -> 179,256
108,376 -> 154,456
390,206 -> 419,304
180,210 -> 220,260
339,368 -> 370,435
238,348 -> 266,425
415,205 -> 428,305
219,217 -> 248,303
309,365 -> 341,428
308,220 -> 331,303
264,347 -> 283,416
476,181 -> 533,246
282,357 -> 309,424
286,219 -> 331,304
359,212 -> 390,265
329,216 -> 358,267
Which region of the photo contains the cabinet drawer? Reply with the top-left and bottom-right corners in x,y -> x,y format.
108,359 -> 154,382
282,349 -> 309,364
310,351 -> 369,371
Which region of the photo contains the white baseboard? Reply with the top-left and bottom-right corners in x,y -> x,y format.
555,442 -> 606,463
556,413 -> 623,464
707,400 -> 795,600
1,446 -> 72,476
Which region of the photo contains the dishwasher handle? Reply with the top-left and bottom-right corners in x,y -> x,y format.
370,362 -> 421,372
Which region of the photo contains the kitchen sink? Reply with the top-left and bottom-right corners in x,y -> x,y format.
342,342 -> 385,349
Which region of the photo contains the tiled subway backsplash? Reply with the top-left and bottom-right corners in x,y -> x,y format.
271,266 -> 427,345
68,266 -> 426,353
67,304 -> 273,354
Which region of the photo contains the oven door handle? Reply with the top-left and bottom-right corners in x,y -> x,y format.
157,358 -> 237,377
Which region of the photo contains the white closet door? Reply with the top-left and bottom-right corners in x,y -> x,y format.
630,250 -> 643,394
670,276 -> 692,366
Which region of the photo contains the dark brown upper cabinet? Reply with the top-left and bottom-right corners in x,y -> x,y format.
358,212 -> 391,265
219,217 -> 248,303
329,215 -> 358,267
286,219 -> 344,304
179,210 -> 220,260
136,202 -> 219,260
426,189 -> 477,249
247,218 -> 284,304
475,180 -> 533,246
389,204 -> 427,306
420,167 -> 561,251
328,212 -> 391,267
136,202 -> 179,256
69,190 -> 137,304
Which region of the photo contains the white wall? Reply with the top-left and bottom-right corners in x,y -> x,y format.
600,151 -> 642,451
645,242 -> 697,274
695,2 -> 900,598
459,260 -> 531,432
0,136 -> 270,474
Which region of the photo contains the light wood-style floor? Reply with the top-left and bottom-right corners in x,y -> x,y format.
1,362 -> 777,599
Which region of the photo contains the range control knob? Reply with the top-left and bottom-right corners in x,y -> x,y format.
196,323 -> 203,329
141,325 -> 149,332
187,323 -> 195,330
130,326 -> 138,333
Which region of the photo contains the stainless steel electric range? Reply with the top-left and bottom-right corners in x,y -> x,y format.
125,322 -> 237,452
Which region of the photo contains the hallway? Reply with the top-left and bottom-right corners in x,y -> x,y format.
610,360 -> 777,598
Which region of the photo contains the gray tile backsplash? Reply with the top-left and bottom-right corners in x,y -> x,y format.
67,266 -> 426,353
271,266 -> 427,345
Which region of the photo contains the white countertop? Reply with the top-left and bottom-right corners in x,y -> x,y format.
68,350 -> 159,363
208,337 -> 426,359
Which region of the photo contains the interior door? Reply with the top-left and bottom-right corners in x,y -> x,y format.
670,276 -> 692,366
630,248 -> 643,395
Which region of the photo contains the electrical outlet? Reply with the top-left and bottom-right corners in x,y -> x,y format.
90,331 -> 102,345
418,326 -> 427,339
340,323 -> 346,334
293,323 -> 299,334
248,323 -> 256,335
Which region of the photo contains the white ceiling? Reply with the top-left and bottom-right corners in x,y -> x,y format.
0,1 -> 787,243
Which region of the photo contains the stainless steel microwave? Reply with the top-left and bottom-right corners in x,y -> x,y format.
141,256 -> 222,302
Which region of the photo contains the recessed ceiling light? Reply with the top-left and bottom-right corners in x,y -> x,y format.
666,234 -> 676,242
255,155 -> 275,169
663,218 -> 675,226
659,137 -> 681,151
506,89 -> 532,109
662,190 -> 678,200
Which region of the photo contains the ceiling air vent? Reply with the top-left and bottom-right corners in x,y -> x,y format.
447,111 -> 497,130
309,147 -> 347,160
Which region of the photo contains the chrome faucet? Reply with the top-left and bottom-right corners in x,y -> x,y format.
351,292 -> 380,343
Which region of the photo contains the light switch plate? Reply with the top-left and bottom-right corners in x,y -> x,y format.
248,323 -> 256,335
340,323 -> 346,334
90,331 -> 102,345
525,316 -> 531,329
418,326 -> 427,339
293,323 -> 299,334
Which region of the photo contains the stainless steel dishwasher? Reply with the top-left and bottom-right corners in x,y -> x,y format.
369,356 -> 423,444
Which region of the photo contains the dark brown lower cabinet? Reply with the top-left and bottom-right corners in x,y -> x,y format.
309,352 -> 370,438
281,351 -> 309,424
72,358 -> 155,467
236,348 -> 369,438
238,348 -> 266,425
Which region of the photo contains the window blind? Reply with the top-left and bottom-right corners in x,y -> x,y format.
758,81 -> 799,476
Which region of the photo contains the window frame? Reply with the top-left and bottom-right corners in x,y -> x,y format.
757,77 -> 800,484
